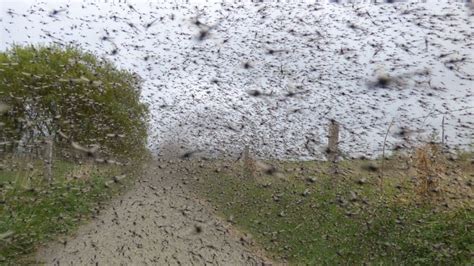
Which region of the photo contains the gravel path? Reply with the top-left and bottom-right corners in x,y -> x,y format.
35,163 -> 270,265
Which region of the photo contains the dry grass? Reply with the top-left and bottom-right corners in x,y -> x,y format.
413,143 -> 445,199
408,143 -> 473,209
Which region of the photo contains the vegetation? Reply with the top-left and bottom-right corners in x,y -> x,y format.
0,45 -> 150,263
0,156 -> 136,264
0,45 -> 149,159
192,150 -> 473,265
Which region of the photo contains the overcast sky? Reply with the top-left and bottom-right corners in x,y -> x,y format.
1,0 -> 473,158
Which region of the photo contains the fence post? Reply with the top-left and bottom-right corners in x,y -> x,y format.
327,119 -> 340,174
441,115 -> 445,151
44,136 -> 53,183
243,144 -> 255,179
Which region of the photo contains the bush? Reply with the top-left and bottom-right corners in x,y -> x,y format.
0,45 -> 149,160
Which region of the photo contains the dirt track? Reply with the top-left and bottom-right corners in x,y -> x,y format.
35,163 -> 270,265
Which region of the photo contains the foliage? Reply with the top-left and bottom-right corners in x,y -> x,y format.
0,45 -> 149,159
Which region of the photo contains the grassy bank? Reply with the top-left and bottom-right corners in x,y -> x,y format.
0,156 -> 141,264
192,155 -> 473,265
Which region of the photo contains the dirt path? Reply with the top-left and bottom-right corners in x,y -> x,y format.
35,163 -> 270,265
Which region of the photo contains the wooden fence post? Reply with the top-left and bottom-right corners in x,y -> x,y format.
44,136 -> 53,183
243,144 -> 255,179
327,119 -> 340,174
441,115 -> 445,151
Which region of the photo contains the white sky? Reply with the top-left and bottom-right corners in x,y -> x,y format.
1,0 -> 473,158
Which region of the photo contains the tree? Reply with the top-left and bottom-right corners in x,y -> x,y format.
0,45 -> 149,160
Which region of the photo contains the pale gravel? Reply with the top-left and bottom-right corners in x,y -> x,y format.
35,163 -> 271,266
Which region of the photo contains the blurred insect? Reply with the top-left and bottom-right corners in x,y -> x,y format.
191,15 -> 221,42
194,224 -> 203,234
144,18 -> 159,30
360,163 -> 379,172
180,150 -> 200,159
49,8 -> 67,17
242,62 -> 252,69
71,142 -> 100,157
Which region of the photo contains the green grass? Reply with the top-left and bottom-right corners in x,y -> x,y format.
0,156 -> 138,264
192,158 -> 474,265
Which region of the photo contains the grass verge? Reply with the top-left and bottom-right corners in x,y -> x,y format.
192,156 -> 473,265
0,156 -> 142,264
